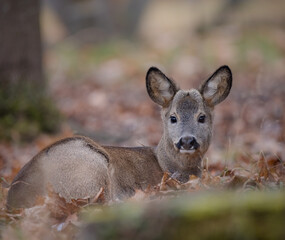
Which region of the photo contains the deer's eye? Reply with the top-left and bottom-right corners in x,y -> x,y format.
170,116 -> 177,124
198,115 -> 206,123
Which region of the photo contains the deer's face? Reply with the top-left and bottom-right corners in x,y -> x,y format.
162,89 -> 212,156
146,66 -> 232,156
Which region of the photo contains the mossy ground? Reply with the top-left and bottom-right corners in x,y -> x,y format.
81,191 -> 285,240
0,82 -> 61,142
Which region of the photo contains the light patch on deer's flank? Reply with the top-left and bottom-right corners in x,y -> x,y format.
42,139 -> 108,201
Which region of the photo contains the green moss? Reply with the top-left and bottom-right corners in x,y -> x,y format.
82,191 -> 285,240
0,82 -> 61,142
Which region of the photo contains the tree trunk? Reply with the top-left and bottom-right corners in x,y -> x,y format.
0,0 -> 43,89
0,0 -> 60,141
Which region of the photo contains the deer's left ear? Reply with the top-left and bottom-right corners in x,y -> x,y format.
200,65 -> 232,106
146,67 -> 179,107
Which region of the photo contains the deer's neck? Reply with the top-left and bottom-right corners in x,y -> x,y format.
155,133 -> 202,182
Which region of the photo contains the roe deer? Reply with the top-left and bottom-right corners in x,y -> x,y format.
7,66 -> 232,208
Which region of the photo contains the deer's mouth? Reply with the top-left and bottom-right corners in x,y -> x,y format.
179,146 -> 197,154
174,143 -> 200,154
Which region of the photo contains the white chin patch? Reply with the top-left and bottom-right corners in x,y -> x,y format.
179,147 -> 196,154
180,149 -> 196,154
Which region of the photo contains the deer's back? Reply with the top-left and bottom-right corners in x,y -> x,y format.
105,146 -> 163,199
7,136 -> 162,208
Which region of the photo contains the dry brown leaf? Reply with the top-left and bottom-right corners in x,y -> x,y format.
90,187 -> 105,204
159,172 -> 170,191
46,185 -> 81,220
189,175 -> 198,181
182,177 -> 201,191
165,177 -> 182,190
159,172 -> 184,191
266,154 -> 285,180
258,154 -> 269,179
226,174 -> 248,189
258,154 -> 276,182
130,190 -> 147,202
201,169 -> 212,185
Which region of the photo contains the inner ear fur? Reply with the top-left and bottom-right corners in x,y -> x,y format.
146,67 -> 179,107
200,65 -> 232,106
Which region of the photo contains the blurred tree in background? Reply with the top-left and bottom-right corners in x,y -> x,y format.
0,0 -> 60,142
46,0 -> 149,41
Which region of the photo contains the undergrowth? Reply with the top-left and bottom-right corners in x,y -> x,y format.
0,83 -> 61,142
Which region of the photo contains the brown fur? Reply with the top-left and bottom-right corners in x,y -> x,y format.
7,66 -> 232,208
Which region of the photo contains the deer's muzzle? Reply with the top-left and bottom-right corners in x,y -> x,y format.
175,136 -> 200,153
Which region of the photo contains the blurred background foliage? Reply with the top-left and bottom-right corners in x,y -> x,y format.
1,0 -> 285,145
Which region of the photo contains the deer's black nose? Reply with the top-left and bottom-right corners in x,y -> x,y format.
176,136 -> 200,151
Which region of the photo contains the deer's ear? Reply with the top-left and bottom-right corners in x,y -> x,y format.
146,67 -> 179,107
200,66 -> 232,106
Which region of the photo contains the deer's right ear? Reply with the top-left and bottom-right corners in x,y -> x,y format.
146,67 -> 178,107
200,65 -> 232,107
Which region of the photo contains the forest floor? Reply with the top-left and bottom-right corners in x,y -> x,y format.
1,17 -> 285,239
